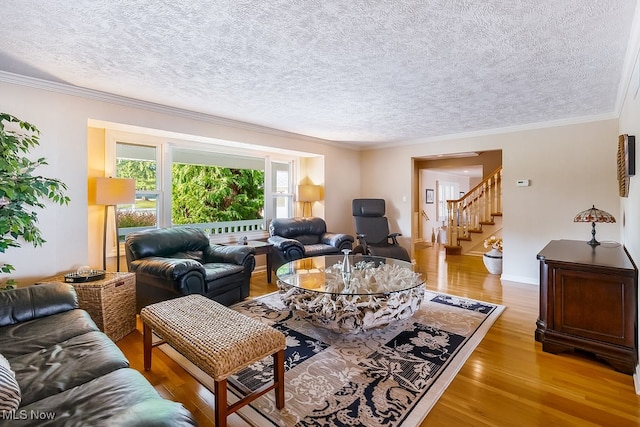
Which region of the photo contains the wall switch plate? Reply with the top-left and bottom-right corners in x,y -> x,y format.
516,179 -> 530,187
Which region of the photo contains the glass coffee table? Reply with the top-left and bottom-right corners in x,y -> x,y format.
276,254 -> 425,333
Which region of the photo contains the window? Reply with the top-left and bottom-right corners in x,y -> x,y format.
170,147 -> 266,233
115,143 -> 161,239
109,134 -> 296,240
271,161 -> 293,219
437,180 -> 459,222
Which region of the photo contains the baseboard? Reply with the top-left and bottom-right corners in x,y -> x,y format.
634,365 -> 640,395
500,273 -> 538,285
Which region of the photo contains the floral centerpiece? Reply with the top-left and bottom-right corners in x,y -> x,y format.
484,236 -> 503,252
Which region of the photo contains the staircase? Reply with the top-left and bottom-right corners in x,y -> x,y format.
444,167 -> 503,255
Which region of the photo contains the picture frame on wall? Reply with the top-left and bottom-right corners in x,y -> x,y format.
618,134 -> 636,197
426,189 -> 434,204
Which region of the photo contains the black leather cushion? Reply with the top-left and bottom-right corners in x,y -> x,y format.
202,263 -> 244,282
11,331 -> 129,406
126,227 -> 209,260
203,245 -> 254,265
354,216 -> 390,244
269,217 -> 327,238
0,283 -> 77,327
296,234 -> 321,245
130,257 -> 206,280
13,368 -> 195,426
0,310 -> 98,360
352,198 -> 386,217
168,251 -> 204,261
304,243 -> 342,256
363,245 -> 410,261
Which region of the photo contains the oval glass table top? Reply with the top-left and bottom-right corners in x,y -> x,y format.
276,255 -> 425,333
276,254 -> 423,296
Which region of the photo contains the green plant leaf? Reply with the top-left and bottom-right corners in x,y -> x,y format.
0,113 -> 70,274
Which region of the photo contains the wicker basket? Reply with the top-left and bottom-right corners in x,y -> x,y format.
39,272 -> 136,342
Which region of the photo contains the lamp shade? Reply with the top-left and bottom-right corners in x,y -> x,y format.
573,205 -> 615,247
92,177 -> 136,205
297,184 -> 322,202
573,205 -> 616,224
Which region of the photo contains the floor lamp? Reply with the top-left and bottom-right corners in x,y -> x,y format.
297,184 -> 322,217
92,177 -> 136,271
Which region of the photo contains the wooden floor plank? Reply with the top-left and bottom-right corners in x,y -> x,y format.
117,245 -> 640,426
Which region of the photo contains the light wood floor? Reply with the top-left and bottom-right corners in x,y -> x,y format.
117,245 -> 640,426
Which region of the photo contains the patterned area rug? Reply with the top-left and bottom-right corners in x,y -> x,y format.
159,291 -> 505,426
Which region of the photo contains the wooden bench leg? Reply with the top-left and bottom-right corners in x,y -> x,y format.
274,349 -> 285,409
214,378 -> 228,427
143,322 -> 152,371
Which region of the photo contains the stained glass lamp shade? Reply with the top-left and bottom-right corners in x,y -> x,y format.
573,205 -> 616,247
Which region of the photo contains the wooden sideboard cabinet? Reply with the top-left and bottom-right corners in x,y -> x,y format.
536,239 -> 638,374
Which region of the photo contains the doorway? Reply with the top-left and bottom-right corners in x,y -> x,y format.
412,150 -> 502,257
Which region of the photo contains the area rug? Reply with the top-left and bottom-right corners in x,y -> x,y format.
159,291 -> 505,426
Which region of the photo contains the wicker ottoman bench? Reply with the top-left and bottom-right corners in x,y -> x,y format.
140,294 -> 286,427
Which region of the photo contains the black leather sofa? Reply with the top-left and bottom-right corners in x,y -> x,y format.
268,217 -> 354,270
0,282 -> 195,426
125,227 -> 255,312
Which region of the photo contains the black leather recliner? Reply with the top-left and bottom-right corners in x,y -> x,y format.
125,227 -> 255,312
352,198 -> 411,262
268,217 -> 354,270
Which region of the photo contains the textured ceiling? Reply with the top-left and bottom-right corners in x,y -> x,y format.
0,1 -> 638,148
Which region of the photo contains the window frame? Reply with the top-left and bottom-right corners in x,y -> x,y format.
106,130 -> 298,242
436,180 -> 460,222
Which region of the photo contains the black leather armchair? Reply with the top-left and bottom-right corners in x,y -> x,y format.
352,198 -> 411,262
268,217 -> 354,270
125,227 -> 255,311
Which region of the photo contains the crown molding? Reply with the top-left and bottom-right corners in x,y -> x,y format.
0,70 -> 349,148
0,70 -> 622,152
369,111 -> 620,150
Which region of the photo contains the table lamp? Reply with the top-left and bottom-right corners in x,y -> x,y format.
573,205 -> 616,247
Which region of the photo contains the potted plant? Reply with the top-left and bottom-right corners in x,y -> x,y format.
0,113 -> 70,277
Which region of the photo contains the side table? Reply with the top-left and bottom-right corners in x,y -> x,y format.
222,241 -> 274,283
38,272 -> 136,342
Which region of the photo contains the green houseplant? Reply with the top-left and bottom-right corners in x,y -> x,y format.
0,113 -> 70,277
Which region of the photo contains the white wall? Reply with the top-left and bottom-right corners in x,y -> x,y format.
619,63 -> 640,271
0,81 -> 361,283
363,119 -> 621,284
419,170 -> 471,241
0,79 -> 630,289
617,55 -> 640,387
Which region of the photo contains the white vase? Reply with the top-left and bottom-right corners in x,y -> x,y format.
483,248 -> 503,274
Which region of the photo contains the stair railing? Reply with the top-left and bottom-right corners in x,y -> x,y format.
446,167 -> 502,248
